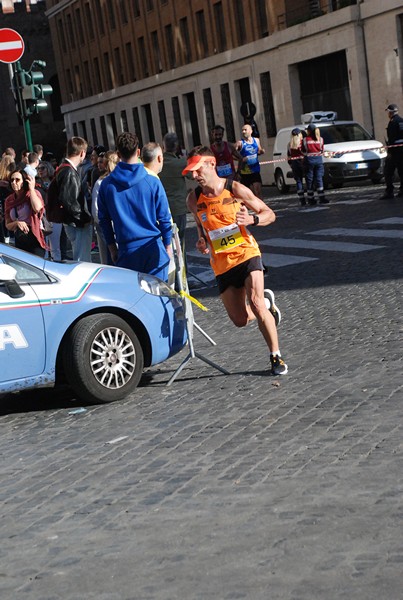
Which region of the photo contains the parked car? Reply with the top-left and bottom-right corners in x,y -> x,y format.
0,244 -> 187,403
273,111 -> 387,192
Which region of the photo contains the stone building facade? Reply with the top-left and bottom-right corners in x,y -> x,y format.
45,0 -> 403,183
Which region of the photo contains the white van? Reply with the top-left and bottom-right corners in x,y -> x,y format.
272,111 -> 386,192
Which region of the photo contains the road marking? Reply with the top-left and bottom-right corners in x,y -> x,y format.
260,238 -> 383,252
307,228 -> 403,239
261,252 -> 318,267
366,218 -> 403,225
337,199 -> 374,205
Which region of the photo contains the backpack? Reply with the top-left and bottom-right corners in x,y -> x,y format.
46,162 -> 70,223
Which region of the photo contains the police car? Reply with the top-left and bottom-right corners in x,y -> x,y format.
0,244 -> 187,403
273,111 -> 387,192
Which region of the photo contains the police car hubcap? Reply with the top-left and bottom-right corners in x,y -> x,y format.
90,327 -> 136,389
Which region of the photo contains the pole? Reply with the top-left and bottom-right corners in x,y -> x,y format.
10,61 -> 33,151
167,225 -> 229,386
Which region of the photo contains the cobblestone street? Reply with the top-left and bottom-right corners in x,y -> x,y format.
1,183 -> 402,600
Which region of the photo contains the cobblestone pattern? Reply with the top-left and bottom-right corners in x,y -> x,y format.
0,184 -> 402,599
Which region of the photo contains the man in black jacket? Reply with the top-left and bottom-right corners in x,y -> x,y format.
381,104 -> 403,200
58,137 -> 92,261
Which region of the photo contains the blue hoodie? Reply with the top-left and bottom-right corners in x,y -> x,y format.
98,161 -> 172,250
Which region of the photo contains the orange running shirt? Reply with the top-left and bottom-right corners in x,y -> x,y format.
196,187 -> 261,276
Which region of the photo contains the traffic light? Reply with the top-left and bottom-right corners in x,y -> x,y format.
21,60 -> 53,115
12,60 -> 53,117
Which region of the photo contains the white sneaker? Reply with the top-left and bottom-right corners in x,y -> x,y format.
264,289 -> 281,327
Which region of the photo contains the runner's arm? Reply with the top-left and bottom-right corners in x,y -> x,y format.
257,139 -> 265,155
231,181 -> 275,227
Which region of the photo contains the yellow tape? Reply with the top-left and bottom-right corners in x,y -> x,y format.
179,290 -> 209,311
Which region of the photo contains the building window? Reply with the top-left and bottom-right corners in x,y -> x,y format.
171,97 -> 184,148
133,0 -> 140,18
75,8 -> 84,40
120,110 -> 128,132
126,42 -> 136,81
179,17 -> 191,64
185,92 -> 201,146
142,103 -> 155,141
114,47 -> 124,86
100,115 -> 108,148
254,0 -> 269,37
146,0 -> 154,10
132,107 -> 143,147
151,31 -> 162,73
107,1 -> 116,29
260,71 -> 276,137
103,52 -> 113,89
72,122 -> 78,136
234,2 -> 246,46
66,13 -> 75,50
165,24 -> 176,69
57,19 -> 67,52
138,37 -> 149,77
203,88 -> 215,133
83,61 -> 93,96
96,5 -> 105,35
90,118 -> 98,145
213,2 -> 226,52
119,0 -> 128,24
237,77 -> 252,106
84,3 -> 95,39
93,57 -> 102,92
79,120 -> 87,139
220,83 -> 235,142
108,113 -> 118,141
66,68 -> 74,98
297,51 -> 352,119
74,65 -> 83,99
158,100 -> 168,137
196,10 -> 208,59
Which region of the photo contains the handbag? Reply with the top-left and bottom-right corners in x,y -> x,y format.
14,227 -> 39,251
41,213 -> 53,236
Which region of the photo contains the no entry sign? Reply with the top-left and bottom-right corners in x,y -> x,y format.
0,28 -> 24,64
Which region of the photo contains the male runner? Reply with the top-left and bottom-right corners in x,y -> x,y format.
235,123 -> 265,199
210,125 -> 241,179
184,146 -> 287,376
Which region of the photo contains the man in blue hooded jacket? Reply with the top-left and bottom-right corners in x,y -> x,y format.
98,132 -> 173,281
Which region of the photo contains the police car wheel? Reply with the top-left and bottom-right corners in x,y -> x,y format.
63,313 -> 144,403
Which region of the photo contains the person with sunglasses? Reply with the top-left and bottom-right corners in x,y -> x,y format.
4,169 -> 47,257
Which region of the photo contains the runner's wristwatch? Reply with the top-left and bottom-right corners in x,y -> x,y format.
252,214 -> 260,226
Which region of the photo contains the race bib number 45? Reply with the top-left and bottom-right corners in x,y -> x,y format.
209,223 -> 245,253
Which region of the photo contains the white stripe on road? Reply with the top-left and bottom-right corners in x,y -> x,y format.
259,238 -> 383,252
366,218 -> 403,225
0,41 -> 23,50
336,199 -> 374,205
307,228 -> 403,239
261,252 -> 318,267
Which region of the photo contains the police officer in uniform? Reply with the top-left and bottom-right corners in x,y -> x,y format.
381,103 -> 403,199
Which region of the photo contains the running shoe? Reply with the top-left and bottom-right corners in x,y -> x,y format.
270,354 -> 288,376
264,288 -> 281,327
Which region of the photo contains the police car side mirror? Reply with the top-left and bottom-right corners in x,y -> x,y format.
0,264 -> 25,299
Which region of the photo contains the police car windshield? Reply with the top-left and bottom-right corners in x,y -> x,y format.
320,124 -> 372,145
